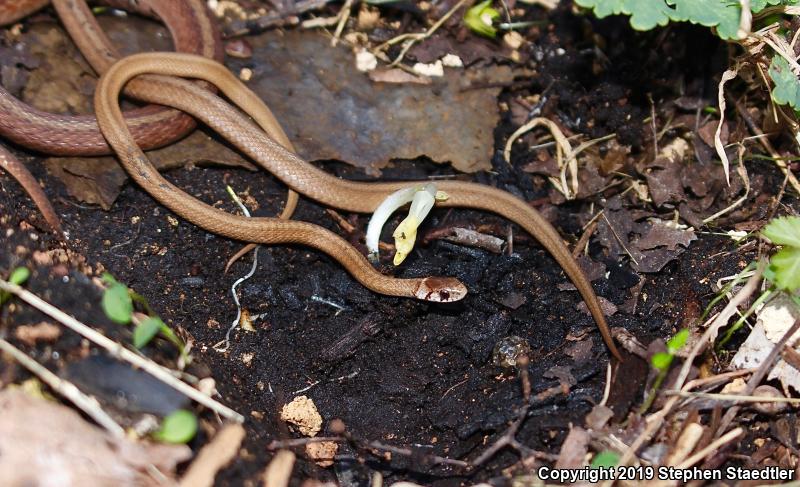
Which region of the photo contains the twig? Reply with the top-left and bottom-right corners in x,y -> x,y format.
733,97 -> 800,195
673,259 -> 765,392
266,436 -> 469,468
599,361 -> 612,407
0,279 -> 245,422
373,0 -> 470,67
716,316 -> 800,436
224,0 -> 335,37
0,338 -> 125,436
675,428 -> 743,469
179,423 -> 246,487
648,93 -> 658,160
331,0 -> 354,46
261,450 -> 295,487
665,390 -> 800,404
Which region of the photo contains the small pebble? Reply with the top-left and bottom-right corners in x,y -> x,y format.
751,385 -> 787,415
492,335 -> 531,368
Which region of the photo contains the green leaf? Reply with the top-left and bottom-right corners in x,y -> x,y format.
768,247 -> 800,291
101,272 -> 119,286
751,0 -> 800,12
1,267 -> 31,306
575,0 -> 799,39
9,267 -> 30,285
763,216 -> 800,247
651,352 -> 673,371
591,450 -> 620,468
769,56 -> 800,110
133,317 -> 163,349
102,282 -> 132,324
464,0 -> 500,38
575,0 -> 674,30
153,409 -> 198,444
668,0 -> 741,39
667,328 -> 689,353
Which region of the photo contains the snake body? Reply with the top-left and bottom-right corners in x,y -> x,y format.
94,54 -> 622,360
0,0 -> 300,231
0,0 -> 222,155
0,1 -> 621,359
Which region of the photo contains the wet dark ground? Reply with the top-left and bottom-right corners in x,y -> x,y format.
0,3 -> 788,485
0,150 -> 760,485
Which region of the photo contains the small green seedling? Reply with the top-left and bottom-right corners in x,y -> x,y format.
133,317 -> 165,349
464,0 -> 500,37
101,273 -> 133,324
651,328 -> 689,372
100,273 -> 186,356
0,267 -> 30,306
639,328 -> 689,414
591,450 -> 620,468
153,409 -> 198,444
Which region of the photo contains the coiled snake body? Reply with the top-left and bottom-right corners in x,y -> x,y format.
0,1 -> 622,359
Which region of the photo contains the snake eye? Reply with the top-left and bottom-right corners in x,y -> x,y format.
415,277 -> 467,302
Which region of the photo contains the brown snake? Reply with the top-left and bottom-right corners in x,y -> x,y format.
0,0 -> 300,232
95,53 -> 622,360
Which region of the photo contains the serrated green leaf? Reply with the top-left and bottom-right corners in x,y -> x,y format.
153,409 -> 197,444
763,216 -> 800,247
591,450 -> 620,468
668,0 -> 741,39
576,0 -> 673,29
576,0 -> 799,39
751,0 -> 800,12
133,317 -> 163,348
651,352 -> 673,370
768,247 -> 800,291
769,56 -> 800,110
102,282 -> 132,324
464,0 -> 500,37
667,328 -> 689,352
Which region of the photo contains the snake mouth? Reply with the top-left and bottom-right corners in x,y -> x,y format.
414,277 -> 468,302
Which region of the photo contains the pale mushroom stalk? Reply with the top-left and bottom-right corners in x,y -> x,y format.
365,183 -> 448,264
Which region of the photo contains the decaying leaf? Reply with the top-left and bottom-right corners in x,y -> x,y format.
731,295 -> 800,393
45,130 -> 256,209
0,389 -> 191,486
596,200 -> 696,273
231,31 -> 511,174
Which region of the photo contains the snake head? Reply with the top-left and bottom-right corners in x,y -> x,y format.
414,277 -> 468,302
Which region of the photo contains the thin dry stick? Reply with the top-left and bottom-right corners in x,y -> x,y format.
267,436 -> 469,468
603,274 -> 764,487
666,390 -> 800,404
732,97 -> 800,195
676,427 -> 743,469
673,260 -> 765,392
716,317 -> 800,437
0,338 -> 125,436
330,0 -> 354,46
0,279 -> 245,423
714,66 -> 739,184
373,0 -> 470,66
